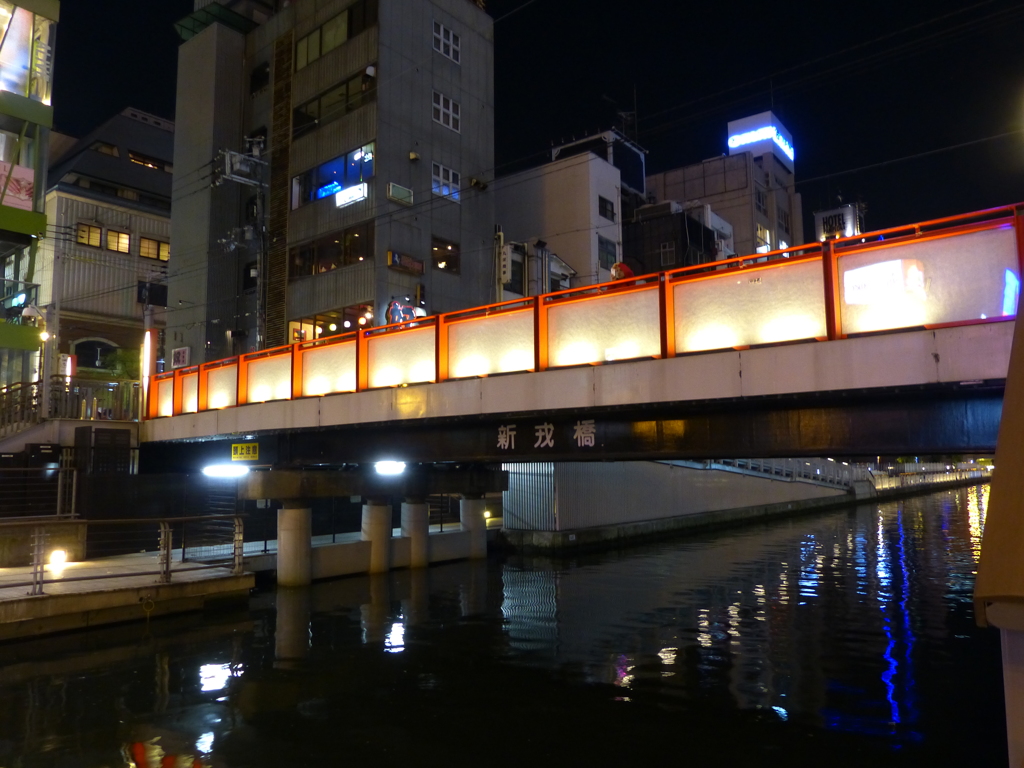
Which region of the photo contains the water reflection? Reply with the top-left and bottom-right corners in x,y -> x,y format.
0,486 -> 1005,766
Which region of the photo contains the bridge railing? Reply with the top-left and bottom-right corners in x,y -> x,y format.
147,204 -> 1024,419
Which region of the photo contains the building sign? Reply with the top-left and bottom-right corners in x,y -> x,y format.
231,443 -> 259,461
815,204 -> 861,241
171,347 -> 190,368
0,162 -> 34,211
726,111 -> 795,171
497,420 -> 598,451
387,250 -> 424,276
335,182 -> 368,208
386,300 -> 426,324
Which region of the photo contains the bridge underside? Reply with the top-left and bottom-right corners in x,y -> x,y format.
139,382 -> 1002,472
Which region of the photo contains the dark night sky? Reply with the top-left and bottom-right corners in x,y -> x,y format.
53,0 -> 1024,236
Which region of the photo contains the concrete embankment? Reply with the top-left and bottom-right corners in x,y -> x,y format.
500,461 -> 988,553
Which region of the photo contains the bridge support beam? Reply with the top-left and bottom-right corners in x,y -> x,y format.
277,504 -> 312,587
362,498 -> 392,573
401,497 -> 428,568
460,494 -> 487,559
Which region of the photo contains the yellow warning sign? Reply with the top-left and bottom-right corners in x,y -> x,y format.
231,443 -> 259,461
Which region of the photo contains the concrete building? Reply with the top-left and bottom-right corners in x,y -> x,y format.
622,200 -> 729,275
33,108 -> 173,377
646,111 -> 804,258
168,0 -> 495,365
494,129 -> 645,289
0,0 -> 58,388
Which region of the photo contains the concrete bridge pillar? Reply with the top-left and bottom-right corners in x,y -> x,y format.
401,496 -> 429,568
275,586 -> 311,666
362,498 -> 392,573
361,573 -> 390,644
460,494 -> 487,560
277,504 -> 312,587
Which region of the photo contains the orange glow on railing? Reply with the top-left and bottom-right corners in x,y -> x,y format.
146,204 -> 1024,419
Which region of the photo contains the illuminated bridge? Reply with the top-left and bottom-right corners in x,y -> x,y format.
141,206 -> 1022,469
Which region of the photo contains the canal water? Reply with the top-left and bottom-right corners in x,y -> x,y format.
0,485 -> 1004,766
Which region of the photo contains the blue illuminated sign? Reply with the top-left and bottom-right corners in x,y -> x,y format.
727,125 -> 795,162
316,181 -> 342,200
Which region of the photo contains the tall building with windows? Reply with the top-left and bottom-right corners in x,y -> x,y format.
33,108 -> 173,377
0,0 -> 57,388
646,112 -> 804,258
168,0 -> 494,364
494,130 -> 644,288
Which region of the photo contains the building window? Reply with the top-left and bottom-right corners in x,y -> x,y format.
431,237 -> 460,274
777,208 -> 791,235
598,196 -> 615,222
107,230 -> 130,254
659,241 -> 675,267
432,22 -> 460,63
755,223 -> 771,254
295,0 -> 378,71
293,67 -> 377,140
129,151 -> 172,173
90,141 -> 118,158
140,237 -> 170,261
289,221 -> 374,280
598,234 -> 617,270
431,162 -> 460,202
432,91 -> 460,132
754,187 -> 767,216
76,223 -> 101,248
291,142 -> 375,210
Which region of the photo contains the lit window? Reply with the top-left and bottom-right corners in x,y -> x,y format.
432,91 -> 460,132
598,234 -> 616,270
76,223 -> 101,248
432,22 -> 460,63
431,236 -> 460,274
295,0 -> 377,72
107,230 -> 130,254
598,196 -> 615,222
431,162 -> 460,202
290,141 -> 375,210
755,223 -> 771,254
128,151 -> 172,173
293,67 -> 377,140
140,237 -> 170,261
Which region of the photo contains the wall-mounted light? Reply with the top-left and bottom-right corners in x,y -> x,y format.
375,461 -> 406,475
202,464 -> 250,478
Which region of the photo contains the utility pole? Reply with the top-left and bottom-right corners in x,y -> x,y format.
213,140 -> 269,350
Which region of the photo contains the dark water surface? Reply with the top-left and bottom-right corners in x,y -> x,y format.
0,485 -> 1005,766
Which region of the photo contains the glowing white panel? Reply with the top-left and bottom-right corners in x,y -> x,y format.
247,354 -> 292,403
302,341 -> 356,396
182,374 -> 198,414
207,365 -> 238,410
368,327 -> 435,388
548,289 -> 660,367
674,260 -> 826,353
838,226 -> 1019,334
157,378 -> 173,417
448,310 -> 534,378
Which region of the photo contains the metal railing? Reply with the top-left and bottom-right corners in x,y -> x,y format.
0,376 -> 142,440
0,466 -> 76,518
0,380 -> 42,438
0,515 -> 245,596
869,468 -> 989,491
50,375 -> 141,421
712,457 -> 864,488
